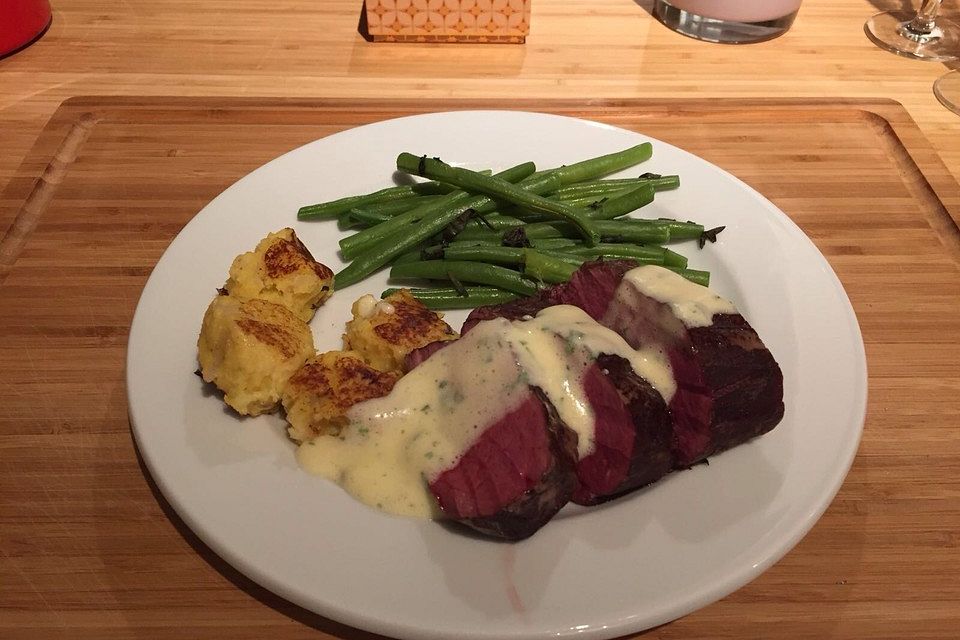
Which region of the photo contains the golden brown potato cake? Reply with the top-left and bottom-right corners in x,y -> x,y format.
282,350 -> 401,443
343,289 -> 457,372
197,295 -> 315,416
224,228 -> 333,322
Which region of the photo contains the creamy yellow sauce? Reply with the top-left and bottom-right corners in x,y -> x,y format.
622,265 -> 736,328
298,267 -> 714,519
298,319 -> 529,518
532,305 -> 676,404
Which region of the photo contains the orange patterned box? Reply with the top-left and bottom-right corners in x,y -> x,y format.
365,0 -> 531,43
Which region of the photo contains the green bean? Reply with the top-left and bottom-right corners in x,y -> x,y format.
421,243 -> 667,273
540,250 -> 590,267
556,188 -> 636,210
653,219 -> 705,240
391,249 -> 424,265
381,287 -> 520,310
298,181 -> 455,221
389,260 -> 539,297
398,153 -> 600,245
454,219 -> 673,244
566,243 -> 668,265
663,248 -> 688,269
528,238 -> 580,250
433,239 -> 501,249
523,250 -> 578,284
494,182 -> 653,224
667,267 -> 710,287
339,208 -> 391,229
352,195 -> 445,219
531,238 -> 674,258
466,214 -> 526,231
584,183 -> 655,220
549,175 -> 680,200
439,245 -> 526,266
538,143 -> 653,185
535,241 -> 685,268
339,162 -> 535,260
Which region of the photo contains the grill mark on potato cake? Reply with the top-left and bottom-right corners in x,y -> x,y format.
289,355 -> 401,412
264,236 -> 334,281
373,297 -> 456,345
236,317 -> 302,359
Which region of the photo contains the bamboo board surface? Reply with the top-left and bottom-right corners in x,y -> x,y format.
0,97 -> 958,640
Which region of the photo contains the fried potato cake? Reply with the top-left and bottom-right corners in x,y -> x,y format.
343,289 -> 457,373
198,295 -> 315,416
224,228 -> 333,322
282,350 -> 402,443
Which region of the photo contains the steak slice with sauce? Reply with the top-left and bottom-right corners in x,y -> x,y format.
428,390 -> 578,540
573,355 -> 673,505
404,319 -> 578,540
559,261 -> 784,467
463,296 -> 674,505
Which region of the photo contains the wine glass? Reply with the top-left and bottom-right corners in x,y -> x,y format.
865,0 -> 960,61
934,70 -> 960,113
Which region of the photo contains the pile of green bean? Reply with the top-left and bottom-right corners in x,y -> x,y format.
297,143 -> 717,310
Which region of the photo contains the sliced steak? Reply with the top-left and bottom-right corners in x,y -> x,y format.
563,261 -> 784,467
668,313 -> 785,464
576,355 -> 673,504
428,390 -> 578,540
554,260 -> 637,321
464,291 -> 675,506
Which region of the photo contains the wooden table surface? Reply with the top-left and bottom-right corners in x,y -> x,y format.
1,0 -> 960,190
1,2 -> 960,640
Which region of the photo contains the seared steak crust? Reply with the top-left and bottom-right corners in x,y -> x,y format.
673,313 -> 785,464
591,354 -> 673,500
462,292 -> 559,334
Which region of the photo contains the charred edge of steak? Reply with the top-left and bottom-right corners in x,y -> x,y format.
680,313 -> 785,463
462,290 -> 561,334
574,355 -> 675,506
457,388 -> 578,541
403,339 -> 453,372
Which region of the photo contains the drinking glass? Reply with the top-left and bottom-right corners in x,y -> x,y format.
654,0 -> 802,44
934,70 -> 960,114
864,1 -> 959,61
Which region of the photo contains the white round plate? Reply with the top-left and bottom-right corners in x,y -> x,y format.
127,111 -> 866,640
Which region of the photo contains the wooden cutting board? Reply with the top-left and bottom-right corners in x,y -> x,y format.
1,97 -> 958,640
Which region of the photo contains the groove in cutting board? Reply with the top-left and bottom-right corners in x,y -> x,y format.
0,112 -> 98,284
859,109 -> 960,262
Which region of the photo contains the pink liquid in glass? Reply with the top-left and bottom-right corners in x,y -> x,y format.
665,0 -> 802,23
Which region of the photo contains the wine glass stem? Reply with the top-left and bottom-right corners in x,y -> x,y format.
906,0 -> 943,35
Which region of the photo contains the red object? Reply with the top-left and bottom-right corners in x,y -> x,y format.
0,0 -> 52,58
